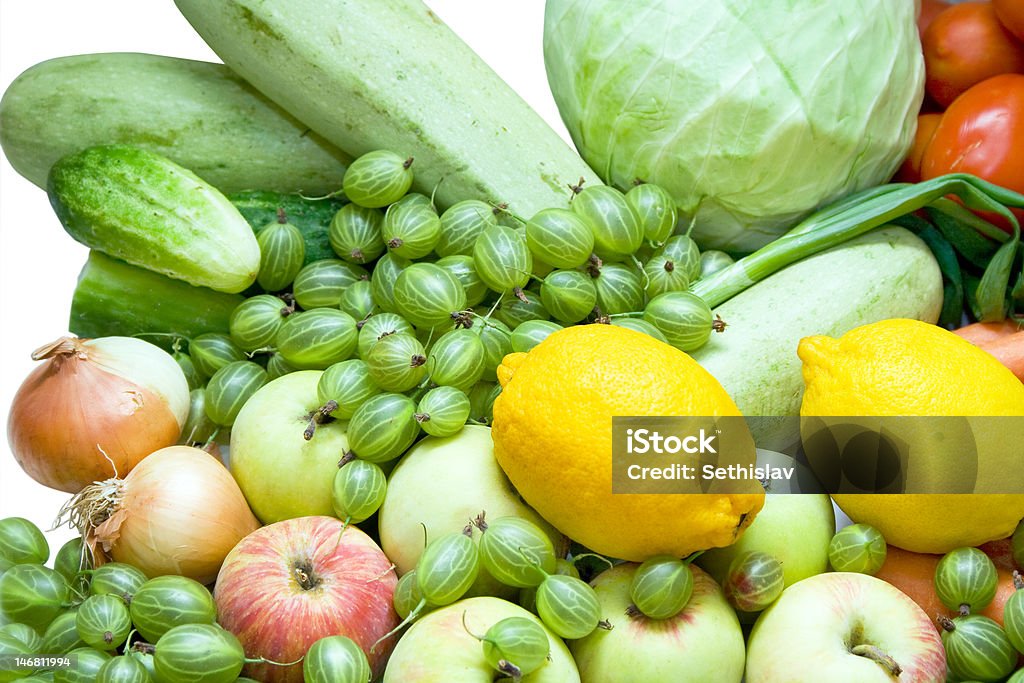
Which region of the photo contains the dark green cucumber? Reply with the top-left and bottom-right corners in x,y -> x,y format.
70,251 -> 242,346
229,190 -> 345,265
0,53 -> 350,194
49,145 -> 260,293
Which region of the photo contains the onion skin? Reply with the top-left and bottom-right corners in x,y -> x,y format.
95,445 -> 260,584
6,336 -> 189,493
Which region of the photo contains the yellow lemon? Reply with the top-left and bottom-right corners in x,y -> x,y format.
798,318 -> 1024,554
491,324 -> 764,561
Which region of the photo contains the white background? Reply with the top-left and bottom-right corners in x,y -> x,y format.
0,1 -> 567,553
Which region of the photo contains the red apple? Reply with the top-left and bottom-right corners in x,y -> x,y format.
214,516 -> 399,682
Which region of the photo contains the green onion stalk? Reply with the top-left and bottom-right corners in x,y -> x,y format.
690,174 -> 1022,323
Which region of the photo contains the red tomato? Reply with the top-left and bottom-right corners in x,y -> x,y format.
894,113 -> 944,183
994,0 -> 1024,42
923,2 -> 1024,108
920,74 -> 1024,231
918,0 -> 951,36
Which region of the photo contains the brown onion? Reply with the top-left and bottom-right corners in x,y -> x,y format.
7,336 -> 190,493
60,445 -> 260,584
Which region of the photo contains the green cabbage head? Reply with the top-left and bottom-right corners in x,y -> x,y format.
543,0 -> 924,251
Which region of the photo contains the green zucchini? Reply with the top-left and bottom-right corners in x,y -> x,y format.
70,252 -> 242,346
174,0 -> 600,217
49,145 -> 260,293
690,226 -> 942,448
229,190 -> 344,265
0,52 -> 350,194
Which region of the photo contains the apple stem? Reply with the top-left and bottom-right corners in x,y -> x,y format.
1013,570 -> 1023,591
850,644 -> 902,677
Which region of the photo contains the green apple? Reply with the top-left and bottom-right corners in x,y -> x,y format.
229,371 -> 348,523
383,596 -> 579,682
746,572 -> 947,683
697,492 -> 835,590
570,564 -> 745,683
378,425 -> 562,600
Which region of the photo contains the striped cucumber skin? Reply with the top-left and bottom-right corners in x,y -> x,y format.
173,0 -> 600,217
129,576 -> 216,644
153,624 -> 244,683
416,533 -> 480,605
70,252 -> 242,346
942,616 -> 1017,682
230,191 -> 344,266
0,53 -> 349,194
689,227 -> 942,448
49,145 -> 260,293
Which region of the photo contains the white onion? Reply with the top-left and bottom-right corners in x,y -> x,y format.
63,445 -> 260,584
7,336 -> 190,493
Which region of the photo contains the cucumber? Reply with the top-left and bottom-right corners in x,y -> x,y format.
229,190 -> 344,265
49,145 -> 260,293
689,226 -> 942,448
174,0 -> 600,217
0,53 -> 350,194
70,252 -> 242,346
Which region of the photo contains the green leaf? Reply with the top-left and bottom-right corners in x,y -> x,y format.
974,239 -> 1018,322
926,201 -> 1001,269
917,226 -> 964,328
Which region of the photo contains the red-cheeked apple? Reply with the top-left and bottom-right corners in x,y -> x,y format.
213,516 -> 399,683
745,572 -> 946,683
569,563 -> 745,683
